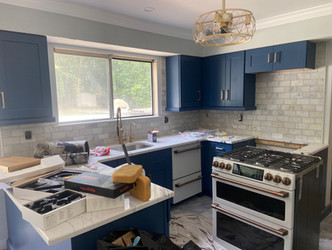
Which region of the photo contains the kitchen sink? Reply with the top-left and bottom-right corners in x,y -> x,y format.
111,142 -> 154,152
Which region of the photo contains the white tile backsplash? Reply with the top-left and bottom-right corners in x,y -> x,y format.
0,43 -> 326,157
201,42 -> 326,144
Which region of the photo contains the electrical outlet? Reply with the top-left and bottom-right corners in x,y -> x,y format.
25,131 -> 32,140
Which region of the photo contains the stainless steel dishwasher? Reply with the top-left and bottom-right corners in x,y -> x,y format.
172,142 -> 202,204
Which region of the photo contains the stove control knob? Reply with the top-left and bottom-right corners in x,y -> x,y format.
219,162 -> 225,169
264,173 -> 273,181
273,175 -> 282,183
282,177 -> 291,185
225,164 -> 232,171
212,161 -> 220,167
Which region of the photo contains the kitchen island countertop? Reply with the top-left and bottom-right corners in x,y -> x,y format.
5,182 -> 174,246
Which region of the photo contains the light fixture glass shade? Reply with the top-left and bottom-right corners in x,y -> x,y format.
193,2 -> 256,47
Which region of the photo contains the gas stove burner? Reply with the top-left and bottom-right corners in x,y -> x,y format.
220,146 -> 321,173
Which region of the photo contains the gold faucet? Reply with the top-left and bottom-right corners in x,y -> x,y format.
116,108 -> 126,144
129,122 -> 136,142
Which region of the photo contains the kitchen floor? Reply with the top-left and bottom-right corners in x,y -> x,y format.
170,195 -> 332,250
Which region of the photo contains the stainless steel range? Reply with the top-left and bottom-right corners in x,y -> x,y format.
211,146 -> 323,250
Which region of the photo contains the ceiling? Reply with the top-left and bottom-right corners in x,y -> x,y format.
62,0 -> 332,30
1,0 -> 332,40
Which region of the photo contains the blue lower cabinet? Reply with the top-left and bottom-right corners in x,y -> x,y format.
102,149 -> 173,190
71,200 -> 171,250
5,193 -> 171,250
131,149 -> 173,190
201,140 -> 256,196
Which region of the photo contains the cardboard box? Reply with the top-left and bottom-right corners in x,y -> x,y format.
64,172 -> 133,198
21,189 -> 86,230
112,231 -> 137,247
85,193 -> 124,212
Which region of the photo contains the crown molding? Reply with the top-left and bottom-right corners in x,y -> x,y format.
257,3 -> 332,30
1,0 -> 332,40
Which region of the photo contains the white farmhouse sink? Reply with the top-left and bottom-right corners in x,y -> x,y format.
111,142 -> 153,152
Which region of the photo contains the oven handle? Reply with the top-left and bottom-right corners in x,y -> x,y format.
211,173 -> 289,198
212,203 -> 289,237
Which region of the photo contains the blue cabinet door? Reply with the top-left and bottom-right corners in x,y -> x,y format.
181,56 -> 201,108
245,41 -> 316,73
273,41 -> 315,71
245,47 -> 274,73
225,52 -> 245,107
166,55 -> 201,111
201,54 -> 225,107
101,149 -> 172,190
202,52 -> 255,110
0,30 -> 55,125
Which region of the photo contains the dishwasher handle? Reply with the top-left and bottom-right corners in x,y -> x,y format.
174,145 -> 202,154
175,175 -> 203,187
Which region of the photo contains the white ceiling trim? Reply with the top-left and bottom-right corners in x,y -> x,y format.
1,0 -> 332,40
257,3 -> 332,30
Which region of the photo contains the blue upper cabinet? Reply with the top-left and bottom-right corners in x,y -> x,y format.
202,51 -> 256,110
166,55 -> 201,112
0,30 -> 55,126
245,41 -> 316,73
201,54 -> 225,107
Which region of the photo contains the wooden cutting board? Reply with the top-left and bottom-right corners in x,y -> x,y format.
0,156 -> 41,173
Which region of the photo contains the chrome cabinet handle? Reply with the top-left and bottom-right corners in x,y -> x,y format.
267,53 -> 271,63
211,173 -> 289,198
216,147 -> 224,151
1,91 -> 5,109
274,52 -> 277,63
220,90 -> 224,100
197,90 -> 201,101
225,90 -> 229,100
175,175 -> 203,187
211,203 -> 289,237
174,145 -> 202,154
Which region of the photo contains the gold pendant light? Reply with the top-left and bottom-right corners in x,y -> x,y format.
193,0 -> 256,47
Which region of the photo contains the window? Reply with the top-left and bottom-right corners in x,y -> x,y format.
53,49 -> 154,123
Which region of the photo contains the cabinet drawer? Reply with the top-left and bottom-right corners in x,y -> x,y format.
172,171 -> 202,204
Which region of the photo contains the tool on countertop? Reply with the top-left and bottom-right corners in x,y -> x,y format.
116,107 -> 132,165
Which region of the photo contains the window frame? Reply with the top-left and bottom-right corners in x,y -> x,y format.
48,44 -> 158,124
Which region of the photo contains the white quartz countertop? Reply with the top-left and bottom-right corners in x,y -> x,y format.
5,183 -> 174,246
84,134 -> 256,167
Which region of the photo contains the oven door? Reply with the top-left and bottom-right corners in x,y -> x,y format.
212,173 -> 294,228
212,203 -> 293,250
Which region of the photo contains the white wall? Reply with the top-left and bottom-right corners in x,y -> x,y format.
1,2 -> 332,57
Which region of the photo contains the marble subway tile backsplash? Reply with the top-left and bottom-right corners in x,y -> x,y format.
0,42 -> 326,157
201,42 -> 326,144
